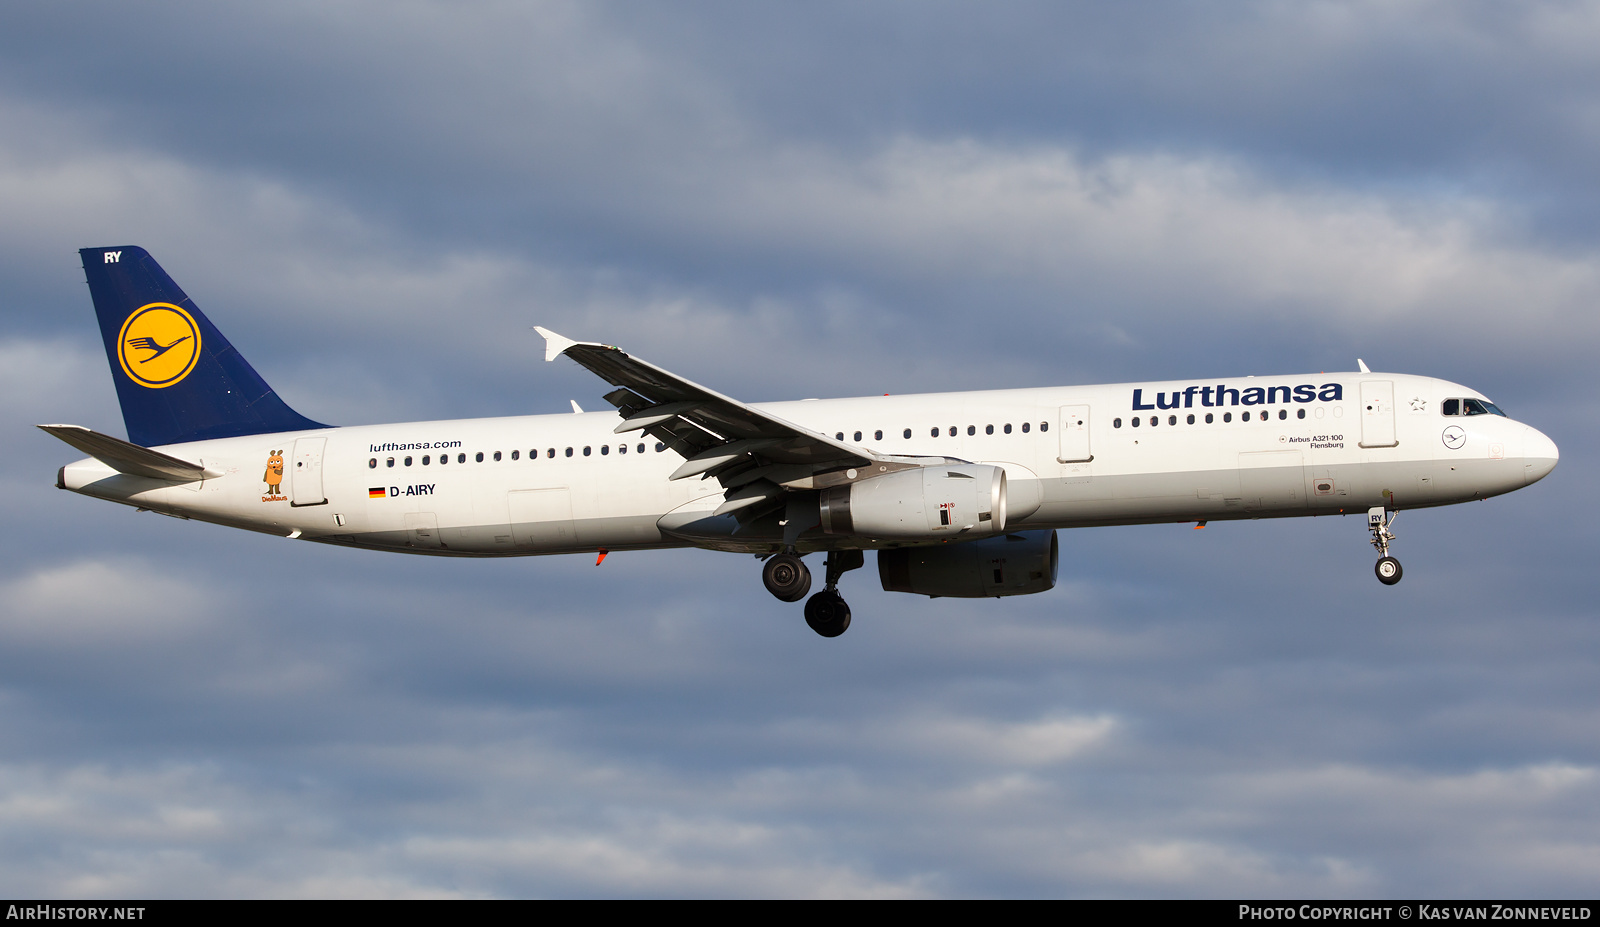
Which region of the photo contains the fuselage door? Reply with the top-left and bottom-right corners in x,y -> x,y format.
1057,405 -> 1092,464
1358,380 -> 1398,448
290,436 -> 327,506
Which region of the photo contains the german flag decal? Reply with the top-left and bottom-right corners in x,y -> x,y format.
368,487 -> 387,499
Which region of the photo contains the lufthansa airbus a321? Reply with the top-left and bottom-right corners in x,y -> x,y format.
43,247 -> 1560,637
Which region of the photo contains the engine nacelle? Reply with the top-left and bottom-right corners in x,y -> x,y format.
878,530 -> 1059,598
819,464 -> 1007,540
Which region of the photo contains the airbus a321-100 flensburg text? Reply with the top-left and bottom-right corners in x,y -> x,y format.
43,248 -> 1560,637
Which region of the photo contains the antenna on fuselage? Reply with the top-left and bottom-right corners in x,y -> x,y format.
1357,359 -> 1371,373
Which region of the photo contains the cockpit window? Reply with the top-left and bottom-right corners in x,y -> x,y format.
1444,397 -> 1508,417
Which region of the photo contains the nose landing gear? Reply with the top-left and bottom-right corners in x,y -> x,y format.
1368,506 -> 1403,586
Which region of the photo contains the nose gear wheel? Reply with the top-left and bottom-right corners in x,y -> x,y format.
1367,507 -> 1403,586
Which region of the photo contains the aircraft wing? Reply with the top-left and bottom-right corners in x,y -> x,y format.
536,328 -> 909,517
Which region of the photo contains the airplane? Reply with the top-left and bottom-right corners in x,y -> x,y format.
42,247 -> 1560,637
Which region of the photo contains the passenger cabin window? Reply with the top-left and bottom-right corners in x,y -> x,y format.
494,451 -> 502,461
601,445 -> 609,455
440,454 -> 449,465
986,424 -> 994,435
369,458 -> 377,468
1113,418 -> 1122,428
1206,413 -> 1214,423
1004,424 -> 1012,434
475,452 -> 484,462
565,447 -> 573,457
422,455 -> 431,465
386,457 -> 395,468
511,450 -> 519,460
457,453 -> 466,464
904,429 -> 912,439
1021,422 -> 1030,433
874,430 -> 883,441
404,456 -> 413,466
853,431 -> 862,442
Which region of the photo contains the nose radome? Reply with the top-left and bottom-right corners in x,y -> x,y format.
1522,426 -> 1559,485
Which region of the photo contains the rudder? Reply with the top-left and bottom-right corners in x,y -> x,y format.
80,246 -> 327,447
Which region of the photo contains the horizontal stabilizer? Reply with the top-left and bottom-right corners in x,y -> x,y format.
37,424 -> 218,482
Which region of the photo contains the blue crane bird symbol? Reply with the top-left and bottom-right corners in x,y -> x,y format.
125,334 -> 192,363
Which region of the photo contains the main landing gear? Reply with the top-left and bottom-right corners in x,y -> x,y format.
1368,506 -> 1403,586
761,549 -> 865,637
761,552 -> 811,601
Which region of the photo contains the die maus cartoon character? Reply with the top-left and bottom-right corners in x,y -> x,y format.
263,449 -> 284,496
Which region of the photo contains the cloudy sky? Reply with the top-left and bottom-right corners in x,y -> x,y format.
1,1 -> 1596,897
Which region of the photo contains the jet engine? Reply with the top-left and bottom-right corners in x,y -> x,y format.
878,530 -> 1059,598
819,464 -> 1006,540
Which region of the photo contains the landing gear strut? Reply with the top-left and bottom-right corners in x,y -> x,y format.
804,550 -> 864,638
1368,506 -> 1403,586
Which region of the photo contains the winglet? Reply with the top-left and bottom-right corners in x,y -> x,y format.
1357,358 -> 1371,374
534,326 -> 578,363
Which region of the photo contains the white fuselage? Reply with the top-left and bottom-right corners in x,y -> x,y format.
57,372 -> 1559,557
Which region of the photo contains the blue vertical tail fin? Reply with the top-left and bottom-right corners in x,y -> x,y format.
80,246 -> 328,447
